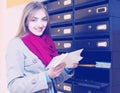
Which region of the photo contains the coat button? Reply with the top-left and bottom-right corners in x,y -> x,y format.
33,59 -> 37,64
31,79 -> 36,84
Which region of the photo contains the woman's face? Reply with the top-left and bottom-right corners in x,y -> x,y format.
28,9 -> 48,36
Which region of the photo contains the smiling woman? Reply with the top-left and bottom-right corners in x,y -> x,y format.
5,1 -> 77,93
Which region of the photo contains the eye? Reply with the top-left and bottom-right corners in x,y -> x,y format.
42,17 -> 48,21
31,17 -> 37,22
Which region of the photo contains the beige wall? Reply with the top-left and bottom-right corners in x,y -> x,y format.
7,0 -> 31,8
0,0 -> 31,92
0,1 -> 47,92
0,0 -> 8,92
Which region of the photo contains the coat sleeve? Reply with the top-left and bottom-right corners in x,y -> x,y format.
54,68 -> 74,85
6,39 -> 49,93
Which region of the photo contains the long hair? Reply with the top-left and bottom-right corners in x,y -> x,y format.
16,1 -> 50,37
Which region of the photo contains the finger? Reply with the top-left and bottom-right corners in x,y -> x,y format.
55,63 -> 66,70
72,63 -> 79,68
57,62 -> 66,67
55,65 -> 65,73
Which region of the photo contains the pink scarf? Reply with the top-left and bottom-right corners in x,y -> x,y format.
22,33 -> 58,66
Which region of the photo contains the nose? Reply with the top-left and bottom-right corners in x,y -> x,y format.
37,21 -> 44,27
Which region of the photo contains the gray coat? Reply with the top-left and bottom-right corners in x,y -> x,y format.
6,38 -> 73,93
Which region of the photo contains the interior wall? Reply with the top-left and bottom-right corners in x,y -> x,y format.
0,0 -> 8,92
0,0 -> 46,92
0,0 -> 31,92
7,0 -> 31,8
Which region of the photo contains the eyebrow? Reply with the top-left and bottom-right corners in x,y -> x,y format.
32,16 -> 48,19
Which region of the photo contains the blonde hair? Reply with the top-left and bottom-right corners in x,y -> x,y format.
16,1 -> 49,37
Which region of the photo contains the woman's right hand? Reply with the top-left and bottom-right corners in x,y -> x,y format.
47,62 -> 66,79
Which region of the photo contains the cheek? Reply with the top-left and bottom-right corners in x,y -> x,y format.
28,23 -> 33,30
29,22 -> 36,26
43,22 -> 48,27
28,23 -> 36,32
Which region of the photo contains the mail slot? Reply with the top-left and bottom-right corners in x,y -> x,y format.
75,4 -> 108,21
73,83 -> 109,93
54,40 -> 73,52
74,0 -> 107,6
57,82 -> 72,93
74,38 -> 110,51
49,11 -> 73,24
48,0 -> 72,11
57,91 -> 63,93
50,26 -> 72,37
74,21 -> 109,36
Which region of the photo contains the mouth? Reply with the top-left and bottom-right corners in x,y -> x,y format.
34,27 -> 43,32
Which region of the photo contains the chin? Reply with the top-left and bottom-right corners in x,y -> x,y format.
35,32 -> 43,36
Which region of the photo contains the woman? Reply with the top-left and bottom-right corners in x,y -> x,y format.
6,1 -> 78,93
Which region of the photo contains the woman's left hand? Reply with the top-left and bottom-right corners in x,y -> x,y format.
68,63 -> 79,69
